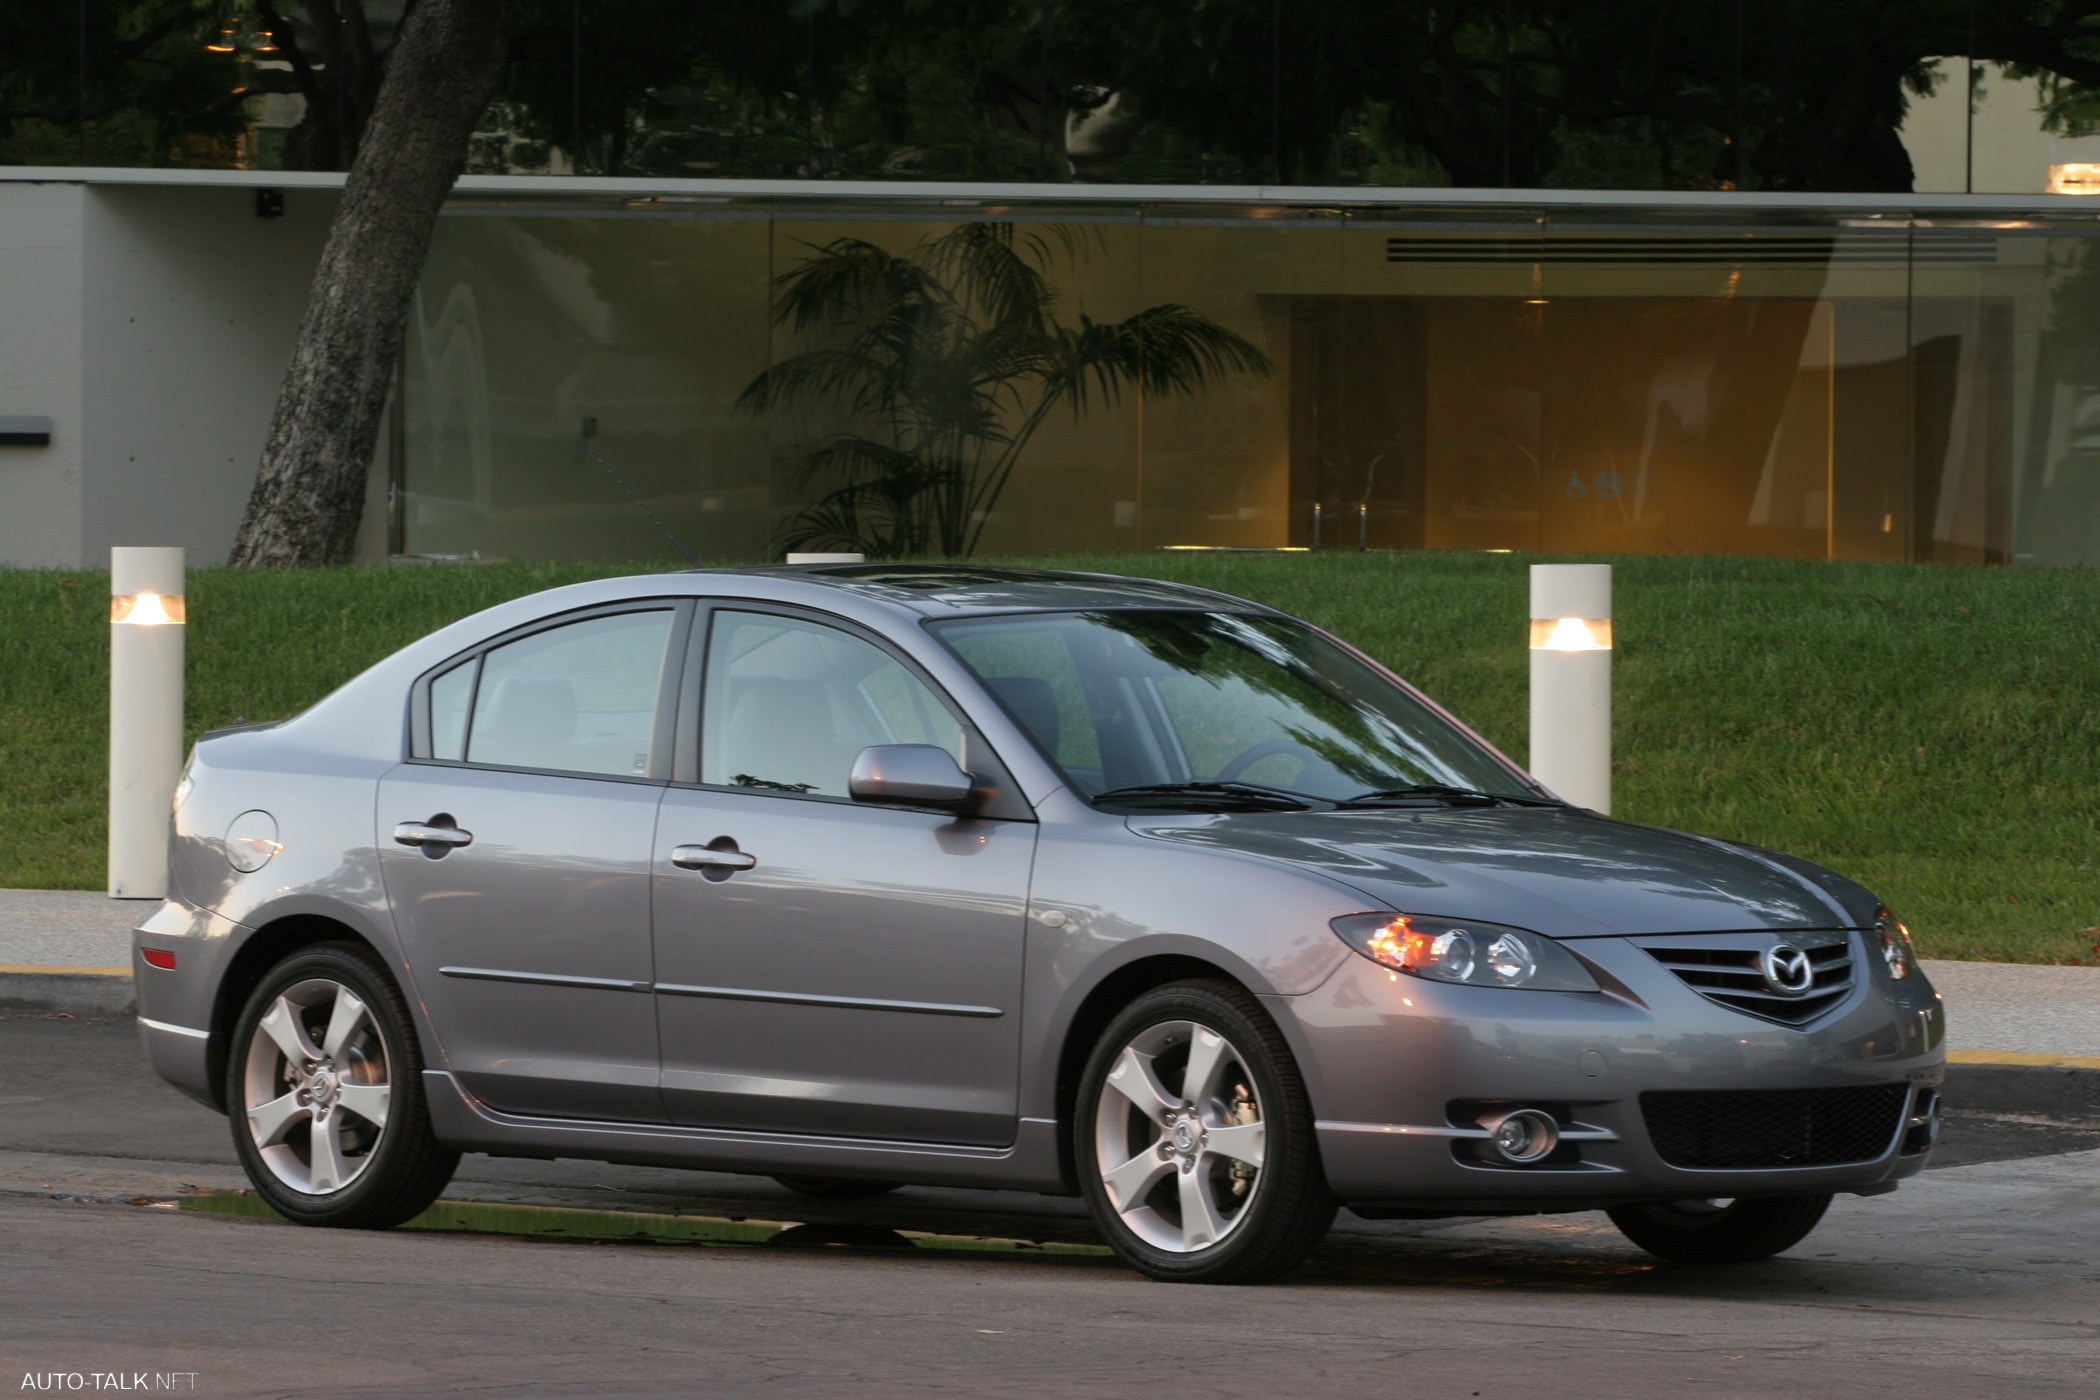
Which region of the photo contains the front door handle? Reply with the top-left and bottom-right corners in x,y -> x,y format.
395,816 -> 474,851
672,844 -> 757,873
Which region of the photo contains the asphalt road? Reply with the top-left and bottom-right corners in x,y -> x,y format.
4,1015 -> 2098,1398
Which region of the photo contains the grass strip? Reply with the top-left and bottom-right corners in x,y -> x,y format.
3,552 -> 2094,964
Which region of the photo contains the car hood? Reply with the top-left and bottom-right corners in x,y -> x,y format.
1124,807 -> 1869,937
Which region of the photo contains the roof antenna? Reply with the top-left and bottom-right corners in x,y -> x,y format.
576,416 -> 700,567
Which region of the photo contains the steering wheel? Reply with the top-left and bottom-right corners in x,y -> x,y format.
1215,737 -> 1315,783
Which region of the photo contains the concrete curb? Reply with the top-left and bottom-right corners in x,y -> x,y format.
0,966 -> 135,1018
1945,1061 -> 2100,1117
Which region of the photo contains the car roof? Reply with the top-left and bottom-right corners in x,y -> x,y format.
710,563 -> 1277,618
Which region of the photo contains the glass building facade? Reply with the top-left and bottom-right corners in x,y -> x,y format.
12,3 -> 2100,564
398,195 -> 2100,566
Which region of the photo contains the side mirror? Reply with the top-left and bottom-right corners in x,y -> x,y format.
849,744 -> 977,811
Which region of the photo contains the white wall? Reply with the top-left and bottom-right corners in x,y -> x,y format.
0,178 -> 396,569
79,184 -> 340,565
0,184 -> 87,567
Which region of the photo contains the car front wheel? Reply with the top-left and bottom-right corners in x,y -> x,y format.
1076,980 -> 1335,1284
226,941 -> 459,1228
1606,1194 -> 1833,1264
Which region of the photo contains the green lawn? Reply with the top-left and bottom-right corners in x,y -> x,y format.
4,553 -> 2095,964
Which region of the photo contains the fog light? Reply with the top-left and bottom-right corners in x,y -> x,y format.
1484,1107 -> 1560,1164
1904,1089 -> 1941,1154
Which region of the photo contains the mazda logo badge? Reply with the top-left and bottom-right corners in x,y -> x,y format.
1760,945 -> 1816,997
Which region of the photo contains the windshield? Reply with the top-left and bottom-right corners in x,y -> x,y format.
933,610 -> 1533,806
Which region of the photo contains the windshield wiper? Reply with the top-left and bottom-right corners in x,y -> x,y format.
1337,783 -> 1563,809
1089,781 -> 1316,812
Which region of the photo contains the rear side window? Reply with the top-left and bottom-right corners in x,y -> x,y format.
429,659 -> 477,761
461,611 -> 675,777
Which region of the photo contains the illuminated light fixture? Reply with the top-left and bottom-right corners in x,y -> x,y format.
206,34 -> 237,53
109,547 -> 187,899
1528,563 -> 1612,813
2048,162 -> 2100,195
110,591 -> 187,626
1528,615 -> 1612,651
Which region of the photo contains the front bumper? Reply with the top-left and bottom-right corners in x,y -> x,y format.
1282,932 -> 1945,1208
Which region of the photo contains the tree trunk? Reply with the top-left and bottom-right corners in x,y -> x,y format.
228,0 -> 511,567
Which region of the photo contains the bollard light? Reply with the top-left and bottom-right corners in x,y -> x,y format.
1528,563 -> 1611,814
109,546 -> 186,898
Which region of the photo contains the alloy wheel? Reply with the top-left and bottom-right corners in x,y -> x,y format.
240,977 -> 392,1196
1090,1019 -> 1268,1254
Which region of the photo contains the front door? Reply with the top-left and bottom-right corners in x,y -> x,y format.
652,608 -> 1035,1146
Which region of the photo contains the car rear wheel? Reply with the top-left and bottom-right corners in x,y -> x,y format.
1076,980 -> 1335,1284
1606,1194 -> 1833,1264
773,1176 -> 904,1200
226,941 -> 458,1229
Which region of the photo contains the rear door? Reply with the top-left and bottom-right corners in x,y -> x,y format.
379,604 -> 688,1122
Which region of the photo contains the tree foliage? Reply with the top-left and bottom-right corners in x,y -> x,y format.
742,224 -> 1272,558
24,3 -> 2100,188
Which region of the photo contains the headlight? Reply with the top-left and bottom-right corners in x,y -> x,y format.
1330,912 -> 1598,991
1874,905 -> 1917,981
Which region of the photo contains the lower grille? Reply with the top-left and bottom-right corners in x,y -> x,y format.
1642,1085 -> 1907,1169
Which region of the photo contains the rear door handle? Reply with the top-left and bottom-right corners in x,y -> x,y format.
395,819 -> 474,849
672,844 -> 756,872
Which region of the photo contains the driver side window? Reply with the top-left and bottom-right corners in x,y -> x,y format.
700,612 -> 962,798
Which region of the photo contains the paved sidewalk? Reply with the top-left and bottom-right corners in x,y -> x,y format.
1,887 -> 2095,1065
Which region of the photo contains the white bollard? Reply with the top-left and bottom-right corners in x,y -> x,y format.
1528,563 -> 1612,814
109,547 -> 186,898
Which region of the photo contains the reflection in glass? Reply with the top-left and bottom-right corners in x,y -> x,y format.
701,611 -> 962,797
937,609 -> 1527,803
402,213 -> 769,561
397,203 -> 2100,567
466,610 -> 674,777
748,220 -> 1268,559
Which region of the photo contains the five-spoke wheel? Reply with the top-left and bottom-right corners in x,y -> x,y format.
1077,981 -> 1334,1283
227,942 -> 457,1228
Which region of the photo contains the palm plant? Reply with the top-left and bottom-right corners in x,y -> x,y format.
739,223 -> 1273,558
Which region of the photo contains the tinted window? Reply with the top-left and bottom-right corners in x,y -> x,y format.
701,612 -> 961,797
465,611 -> 674,776
937,610 -> 1525,802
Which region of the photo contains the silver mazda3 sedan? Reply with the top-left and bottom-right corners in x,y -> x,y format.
135,565 -> 1945,1283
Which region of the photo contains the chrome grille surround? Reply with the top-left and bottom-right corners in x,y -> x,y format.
1632,930 -> 1857,1027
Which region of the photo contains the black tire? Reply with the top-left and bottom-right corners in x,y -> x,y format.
773,1176 -> 905,1200
225,941 -> 459,1229
1074,979 -> 1336,1284
1606,1194 -> 1833,1265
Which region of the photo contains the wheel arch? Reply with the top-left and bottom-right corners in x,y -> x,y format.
206,914 -> 395,1113
1050,953 -> 1255,1194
